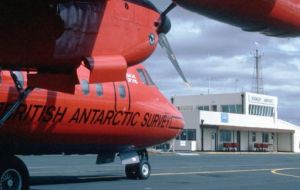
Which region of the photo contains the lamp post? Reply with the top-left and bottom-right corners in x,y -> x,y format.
200,119 -> 204,151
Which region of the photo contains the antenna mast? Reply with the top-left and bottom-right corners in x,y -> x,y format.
251,46 -> 264,94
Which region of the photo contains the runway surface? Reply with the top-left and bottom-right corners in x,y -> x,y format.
20,153 -> 300,190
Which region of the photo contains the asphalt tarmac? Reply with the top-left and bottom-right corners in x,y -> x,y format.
20,153 -> 300,190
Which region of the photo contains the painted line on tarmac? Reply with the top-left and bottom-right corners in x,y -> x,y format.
79,176 -> 121,180
62,168 -> 300,180
151,168 -> 271,176
74,168 -> 273,180
271,168 -> 300,178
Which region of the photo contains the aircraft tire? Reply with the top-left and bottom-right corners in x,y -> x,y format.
0,156 -> 29,190
136,161 -> 151,180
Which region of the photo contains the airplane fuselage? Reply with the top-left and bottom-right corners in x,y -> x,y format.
0,65 -> 184,155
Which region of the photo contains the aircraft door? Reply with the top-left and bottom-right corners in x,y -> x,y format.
114,82 -> 130,111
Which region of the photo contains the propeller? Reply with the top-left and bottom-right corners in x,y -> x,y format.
157,3 -> 190,87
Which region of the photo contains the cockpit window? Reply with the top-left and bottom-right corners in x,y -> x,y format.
81,79 -> 89,95
137,69 -> 149,85
144,70 -> 155,86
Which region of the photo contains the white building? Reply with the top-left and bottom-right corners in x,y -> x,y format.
170,92 -> 300,153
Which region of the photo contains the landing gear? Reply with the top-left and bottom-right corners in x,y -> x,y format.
125,150 -> 151,180
0,71 -> 34,127
0,156 -> 29,190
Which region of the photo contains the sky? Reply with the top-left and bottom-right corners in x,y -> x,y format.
146,1 -> 300,125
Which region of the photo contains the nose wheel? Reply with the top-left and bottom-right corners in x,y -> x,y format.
125,149 -> 151,180
125,160 -> 151,180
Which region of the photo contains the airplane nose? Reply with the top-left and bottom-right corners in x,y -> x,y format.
172,113 -> 185,131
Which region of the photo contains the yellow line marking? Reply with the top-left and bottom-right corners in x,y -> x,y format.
271,168 -> 300,178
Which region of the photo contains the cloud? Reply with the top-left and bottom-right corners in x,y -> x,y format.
148,0 -> 300,125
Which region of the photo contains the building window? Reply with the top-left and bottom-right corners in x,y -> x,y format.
267,107 -> 272,117
271,108 -> 274,116
95,84 -> 103,96
221,105 -> 229,113
262,132 -> 269,143
179,106 -> 193,111
212,105 -> 217,112
255,105 -> 259,115
236,105 -> 243,114
249,105 -> 252,115
119,84 -> 126,98
198,105 -> 209,111
264,106 -> 268,116
252,132 -> 256,142
198,106 -> 203,110
81,80 -> 89,95
176,130 -> 187,140
176,129 -> 196,141
271,133 -> 275,140
220,130 -> 232,142
249,104 -> 275,117
187,129 -> 196,141
229,105 -> 236,113
222,104 -> 243,114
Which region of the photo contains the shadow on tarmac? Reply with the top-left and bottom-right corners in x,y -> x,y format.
30,175 -> 126,186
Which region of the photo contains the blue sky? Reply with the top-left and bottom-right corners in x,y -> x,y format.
146,1 -> 300,125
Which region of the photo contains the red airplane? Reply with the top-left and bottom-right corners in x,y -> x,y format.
0,64 -> 184,190
173,0 -> 300,37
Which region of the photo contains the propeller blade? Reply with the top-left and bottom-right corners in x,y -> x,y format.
158,34 -> 190,87
161,2 -> 177,16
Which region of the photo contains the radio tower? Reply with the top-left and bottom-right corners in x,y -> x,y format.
251,46 -> 264,94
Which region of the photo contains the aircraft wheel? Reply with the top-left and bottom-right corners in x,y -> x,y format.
0,156 -> 29,190
137,161 -> 151,180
